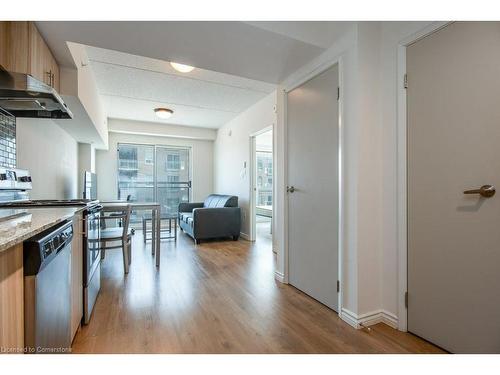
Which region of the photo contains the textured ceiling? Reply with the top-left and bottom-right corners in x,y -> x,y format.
86,46 -> 276,128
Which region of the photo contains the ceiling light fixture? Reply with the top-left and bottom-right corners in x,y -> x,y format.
154,107 -> 174,119
170,62 -> 195,73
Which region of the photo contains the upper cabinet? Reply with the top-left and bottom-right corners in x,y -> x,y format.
0,21 -> 60,92
0,21 -> 30,75
28,22 -> 59,91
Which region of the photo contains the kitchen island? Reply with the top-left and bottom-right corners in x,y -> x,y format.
0,207 -> 83,353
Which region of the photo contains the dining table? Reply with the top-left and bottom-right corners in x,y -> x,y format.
100,201 -> 162,267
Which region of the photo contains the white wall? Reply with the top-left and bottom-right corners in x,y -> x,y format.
77,143 -> 96,198
95,130 -> 214,202
275,21 -> 440,329
213,92 -> 277,239
280,26 -> 361,315
16,118 -> 78,199
108,118 -> 217,141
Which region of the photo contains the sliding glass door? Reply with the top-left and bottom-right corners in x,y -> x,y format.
156,146 -> 191,215
117,144 -> 155,202
117,143 -> 191,222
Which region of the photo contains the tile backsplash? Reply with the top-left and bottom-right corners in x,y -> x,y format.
0,109 -> 16,168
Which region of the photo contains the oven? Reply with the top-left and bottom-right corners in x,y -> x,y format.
83,204 -> 102,324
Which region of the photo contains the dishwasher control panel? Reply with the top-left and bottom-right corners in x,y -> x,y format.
24,220 -> 73,275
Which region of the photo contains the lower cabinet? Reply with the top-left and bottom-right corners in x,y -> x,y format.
70,213 -> 83,342
0,243 -> 24,353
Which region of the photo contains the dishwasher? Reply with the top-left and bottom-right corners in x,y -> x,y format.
24,220 -> 73,353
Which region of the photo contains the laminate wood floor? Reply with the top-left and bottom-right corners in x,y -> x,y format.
71,230 -> 444,354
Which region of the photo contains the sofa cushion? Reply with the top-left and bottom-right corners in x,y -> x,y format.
180,212 -> 193,223
203,194 -> 238,208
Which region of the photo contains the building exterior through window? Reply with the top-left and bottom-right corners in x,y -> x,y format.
117,143 -> 191,222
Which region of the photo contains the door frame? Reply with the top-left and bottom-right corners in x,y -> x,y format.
396,21 -> 451,331
283,57 -> 344,313
249,126 -> 274,242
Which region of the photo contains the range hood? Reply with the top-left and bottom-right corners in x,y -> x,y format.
0,70 -> 73,119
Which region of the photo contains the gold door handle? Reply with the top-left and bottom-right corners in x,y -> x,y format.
464,185 -> 496,198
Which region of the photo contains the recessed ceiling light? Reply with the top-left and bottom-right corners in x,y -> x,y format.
170,62 -> 195,73
154,108 -> 174,119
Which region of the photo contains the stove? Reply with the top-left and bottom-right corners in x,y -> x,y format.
0,167 -> 103,326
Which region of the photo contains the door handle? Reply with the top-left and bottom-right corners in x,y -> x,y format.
463,184 -> 496,198
286,186 -> 295,193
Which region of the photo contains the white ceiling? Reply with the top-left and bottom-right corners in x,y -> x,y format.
35,21 -> 355,129
36,21 -> 355,83
86,46 -> 276,128
245,22 -> 354,49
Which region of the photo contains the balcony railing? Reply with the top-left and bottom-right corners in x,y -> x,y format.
118,159 -> 139,170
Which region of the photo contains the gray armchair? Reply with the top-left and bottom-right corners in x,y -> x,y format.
178,195 -> 241,244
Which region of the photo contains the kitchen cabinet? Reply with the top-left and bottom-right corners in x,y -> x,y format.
0,243 -> 24,353
0,21 -> 29,75
0,21 -> 60,91
28,22 -> 60,91
0,22 -> 7,71
70,212 -> 83,342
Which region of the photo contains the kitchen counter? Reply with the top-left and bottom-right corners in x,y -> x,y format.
0,206 -> 83,253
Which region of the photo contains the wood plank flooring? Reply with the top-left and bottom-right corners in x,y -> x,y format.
71,230 -> 444,353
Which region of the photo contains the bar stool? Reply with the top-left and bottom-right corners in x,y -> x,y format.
142,211 -> 177,242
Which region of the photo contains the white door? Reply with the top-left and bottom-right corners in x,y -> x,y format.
287,64 -> 339,311
408,22 -> 500,353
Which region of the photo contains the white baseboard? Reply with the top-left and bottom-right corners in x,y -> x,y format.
339,308 -> 359,329
274,271 -> 285,283
340,308 -> 399,330
380,310 -> 399,329
239,232 -> 250,240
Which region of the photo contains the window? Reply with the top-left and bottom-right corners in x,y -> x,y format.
166,154 -> 180,170
118,144 -> 191,221
144,148 -> 154,165
256,151 -> 273,208
117,144 -> 154,202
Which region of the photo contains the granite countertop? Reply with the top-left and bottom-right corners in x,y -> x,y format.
0,207 -> 83,253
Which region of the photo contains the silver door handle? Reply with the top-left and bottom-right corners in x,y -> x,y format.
464,184 -> 496,198
286,186 -> 295,193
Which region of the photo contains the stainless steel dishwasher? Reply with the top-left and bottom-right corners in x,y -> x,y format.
24,220 -> 73,353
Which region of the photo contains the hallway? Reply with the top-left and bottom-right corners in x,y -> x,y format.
72,231 -> 443,353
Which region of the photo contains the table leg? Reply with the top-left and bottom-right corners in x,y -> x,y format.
174,218 -> 177,241
151,209 -> 156,256
155,208 -> 161,267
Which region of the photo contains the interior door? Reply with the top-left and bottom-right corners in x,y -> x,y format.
287,64 -> 339,311
155,146 -> 191,215
407,22 -> 500,353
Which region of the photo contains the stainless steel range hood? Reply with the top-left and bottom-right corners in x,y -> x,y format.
0,70 -> 73,119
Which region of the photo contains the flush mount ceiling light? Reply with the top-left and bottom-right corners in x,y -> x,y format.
154,107 -> 174,119
170,62 -> 195,73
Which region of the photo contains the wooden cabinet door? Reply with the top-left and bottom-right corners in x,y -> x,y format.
0,22 -> 8,70
47,50 -> 60,92
28,22 -> 59,90
28,22 -> 51,86
0,21 -> 29,74
70,213 -> 84,342
0,244 -> 24,352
